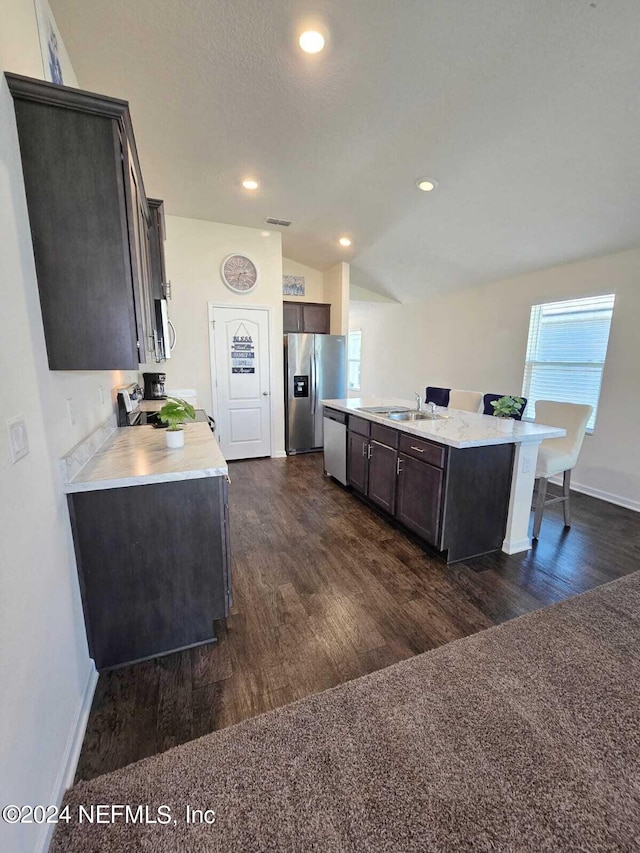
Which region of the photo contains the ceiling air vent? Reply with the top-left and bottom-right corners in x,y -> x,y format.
265,217 -> 293,227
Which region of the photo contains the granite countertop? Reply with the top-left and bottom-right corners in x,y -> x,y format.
322,397 -> 566,449
63,421 -> 228,494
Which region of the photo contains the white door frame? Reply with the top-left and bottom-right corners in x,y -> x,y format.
208,302 -> 274,457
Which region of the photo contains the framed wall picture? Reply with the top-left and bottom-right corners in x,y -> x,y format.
283,275 -> 305,297
34,0 -> 65,84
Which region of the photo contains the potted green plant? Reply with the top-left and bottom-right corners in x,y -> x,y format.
490,395 -> 525,432
157,398 -> 196,448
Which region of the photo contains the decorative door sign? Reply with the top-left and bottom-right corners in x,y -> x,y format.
231,323 -> 255,374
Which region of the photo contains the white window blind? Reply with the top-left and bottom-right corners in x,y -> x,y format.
348,330 -> 362,391
522,294 -> 615,432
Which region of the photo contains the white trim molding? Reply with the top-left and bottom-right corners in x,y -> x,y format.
548,475 -> 640,513
38,664 -> 98,853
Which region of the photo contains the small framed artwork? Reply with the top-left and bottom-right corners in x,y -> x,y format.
283,275 -> 305,297
34,0 -> 64,84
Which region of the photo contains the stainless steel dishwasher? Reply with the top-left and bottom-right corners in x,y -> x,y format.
323,408 -> 347,485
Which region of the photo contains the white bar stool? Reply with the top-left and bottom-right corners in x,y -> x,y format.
532,400 -> 593,539
449,389 -> 483,413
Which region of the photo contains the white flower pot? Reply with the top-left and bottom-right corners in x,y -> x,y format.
166,429 -> 185,449
494,417 -> 514,433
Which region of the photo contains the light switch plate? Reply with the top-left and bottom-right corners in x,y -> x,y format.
6,415 -> 29,464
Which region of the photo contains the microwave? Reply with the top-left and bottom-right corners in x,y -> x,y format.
153,298 -> 175,361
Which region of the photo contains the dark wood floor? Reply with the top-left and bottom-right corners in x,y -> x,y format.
76,453 -> 640,782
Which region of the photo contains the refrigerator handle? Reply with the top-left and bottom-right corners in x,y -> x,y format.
310,350 -> 316,415
313,350 -> 320,415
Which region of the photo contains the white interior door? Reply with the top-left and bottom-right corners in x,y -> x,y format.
210,305 -> 271,460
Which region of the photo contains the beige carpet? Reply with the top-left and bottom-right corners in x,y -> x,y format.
52,572 -> 640,852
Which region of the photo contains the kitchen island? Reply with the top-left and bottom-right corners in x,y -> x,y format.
62,417 -> 231,670
322,398 -> 565,562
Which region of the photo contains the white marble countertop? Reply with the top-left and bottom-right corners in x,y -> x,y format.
322,397 -> 565,449
138,398 -> 200,413
64,421 -> 228,494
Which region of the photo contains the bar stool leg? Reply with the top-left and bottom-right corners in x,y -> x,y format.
533,477 -> 548,540
563,469 -> 572,528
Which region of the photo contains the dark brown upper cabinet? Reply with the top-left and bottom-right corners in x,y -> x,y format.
6,73 -> 159,370
148,198 -> 168,301
283,301 -> 303,334
283,301 -> 331,335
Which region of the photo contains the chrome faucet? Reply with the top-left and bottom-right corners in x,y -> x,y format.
414,392 -> 423,412
426,400 -> 437,415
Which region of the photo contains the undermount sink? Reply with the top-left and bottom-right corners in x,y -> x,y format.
386,411 -> 447,422
357,405 -> 411,415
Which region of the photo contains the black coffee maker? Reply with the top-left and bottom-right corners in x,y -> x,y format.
143,372 -> 166,400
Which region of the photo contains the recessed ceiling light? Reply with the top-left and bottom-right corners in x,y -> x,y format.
416,178 -> 437,192
242,179 -> 259,190
299,30 -> 325,53
339,236 -> 352,247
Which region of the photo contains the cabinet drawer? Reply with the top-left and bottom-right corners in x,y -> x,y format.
399,433 -> 446,468
370,423 -> 399,448
348,415 -> 371,437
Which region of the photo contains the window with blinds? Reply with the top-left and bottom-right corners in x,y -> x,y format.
522,294 -> 615,432
348,330 -> 362,391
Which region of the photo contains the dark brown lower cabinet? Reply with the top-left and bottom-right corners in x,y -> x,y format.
367,441 -> 398,514
347,430 -> 370,495
395,453 -> 443,545
344,415 -> 514,563
68,476 -> 232,670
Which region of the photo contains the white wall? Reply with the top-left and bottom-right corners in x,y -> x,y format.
324,262 -> 350,335
157,216 -> 285,454
0,4 -> 137,851
282,257 -> 324,303
282,257 -> 350,335
350,248 -> 640,510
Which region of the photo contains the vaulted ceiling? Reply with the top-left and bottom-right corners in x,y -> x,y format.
51,0 -> 640,302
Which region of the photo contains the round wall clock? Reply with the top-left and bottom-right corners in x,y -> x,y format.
221,254 -> 259,293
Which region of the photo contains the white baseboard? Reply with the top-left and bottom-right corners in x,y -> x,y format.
502,536 -> 532,555
548,476 -> 640,513
272,450 -> 287,458
38,664 -> 98,853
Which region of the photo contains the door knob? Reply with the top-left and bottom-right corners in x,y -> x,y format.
262,391 -> 269,396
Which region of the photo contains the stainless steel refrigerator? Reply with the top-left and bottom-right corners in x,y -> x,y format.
285,334 -> 346,453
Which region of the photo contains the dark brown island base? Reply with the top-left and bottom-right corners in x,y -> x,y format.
337,411 -> 513,563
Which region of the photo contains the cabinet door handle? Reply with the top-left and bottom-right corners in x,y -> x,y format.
362,441 -> 367,457
367,443 -> 372,459
397,457 -> 403,474
410,445 -> 424,453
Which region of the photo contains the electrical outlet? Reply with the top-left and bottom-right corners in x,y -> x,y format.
66,397 -> 77,427
6,416 -> 29,464
99,385 -> 105,406
522,454 -> 532,474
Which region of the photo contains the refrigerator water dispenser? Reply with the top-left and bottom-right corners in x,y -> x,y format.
293,375 -> 309,397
